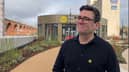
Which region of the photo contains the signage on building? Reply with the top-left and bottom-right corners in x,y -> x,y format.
60,16 -> 68,23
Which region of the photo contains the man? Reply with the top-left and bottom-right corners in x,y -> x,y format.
53,5 -> 120,72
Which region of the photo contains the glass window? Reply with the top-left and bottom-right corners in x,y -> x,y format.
38,24 -> 43,37
62,24 -> 77,41
45,24 -> 58,40
110,0 -> 118,4
111,5 -> 117,10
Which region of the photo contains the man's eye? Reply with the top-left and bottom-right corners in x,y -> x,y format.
78,16 -> 82,19
83,17 -> 90,20
83,17 -> 93,21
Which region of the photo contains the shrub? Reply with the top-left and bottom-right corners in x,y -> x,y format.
40,40 -> 60,48
0,49 -> 23,72
111,43 -> 127,64
0,40 -> 60,71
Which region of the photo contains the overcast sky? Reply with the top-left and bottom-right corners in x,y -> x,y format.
5,0 -> 128,27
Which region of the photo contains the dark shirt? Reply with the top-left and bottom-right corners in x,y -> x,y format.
53,34 -> 120,72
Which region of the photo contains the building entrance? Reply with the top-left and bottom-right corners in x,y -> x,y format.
62,24 -> 77,41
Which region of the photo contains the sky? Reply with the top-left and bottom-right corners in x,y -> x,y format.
4,0 -> 128,27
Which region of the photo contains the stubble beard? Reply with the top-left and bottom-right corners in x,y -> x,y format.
78,30 -> 94,36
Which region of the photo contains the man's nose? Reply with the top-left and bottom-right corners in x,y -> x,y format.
78,22 -> 84,25
78,19 -> 86,25
78,19 -> 84,23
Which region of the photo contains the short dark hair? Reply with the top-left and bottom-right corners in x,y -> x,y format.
80,5 -> 101,23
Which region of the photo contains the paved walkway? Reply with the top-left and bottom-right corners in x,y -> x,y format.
11,47 -> 128,72
120,48 -> 128,72
11,47 -> 60,72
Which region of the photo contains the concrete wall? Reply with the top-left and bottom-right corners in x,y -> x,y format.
38,15 -> 78,24
102,0 -> 120,37
0,36 -> 37,53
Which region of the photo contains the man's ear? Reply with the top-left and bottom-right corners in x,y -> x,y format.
95,22 -> 100,30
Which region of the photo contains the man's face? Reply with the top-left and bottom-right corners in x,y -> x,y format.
76,10 -> 99,35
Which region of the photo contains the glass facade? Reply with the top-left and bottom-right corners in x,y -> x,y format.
38,24 -> 43,38
62,24 -> 77,41
96,24 -> 107,39
45,24 -> 58,40
38,15 -> 108,41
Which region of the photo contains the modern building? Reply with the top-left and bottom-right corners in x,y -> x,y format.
38,14 -> 107,42
87,0 -> 120,37
38,15 -> 78,42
